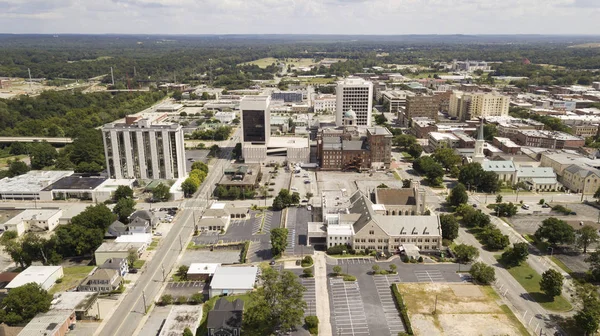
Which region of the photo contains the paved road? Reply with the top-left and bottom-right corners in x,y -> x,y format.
96,129 -> 240,336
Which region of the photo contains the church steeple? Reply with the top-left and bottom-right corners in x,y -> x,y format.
478,118 -> 485,141
473,119 -> 486,164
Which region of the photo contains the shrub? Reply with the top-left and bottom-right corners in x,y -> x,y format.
539,199 -> 545,205
391,285 -> 414,335
240,241 -> 250,263
159,294 -> 173,306
417,256 -> 424,263
301,255 -> 314,267
176,296 -> 188,305
326,244 -> 353,255
305,316 -> 319,335
343,275 -> 356,281
333,265 -> 342,275
190,293 -> 203,305
303,268 -> 314,278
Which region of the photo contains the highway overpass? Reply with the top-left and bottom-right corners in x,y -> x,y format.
0,137 -> 74,144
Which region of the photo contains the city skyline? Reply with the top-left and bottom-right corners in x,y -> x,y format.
1,0 -> 600,35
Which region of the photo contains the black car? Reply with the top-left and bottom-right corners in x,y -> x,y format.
129,268 -> 138,274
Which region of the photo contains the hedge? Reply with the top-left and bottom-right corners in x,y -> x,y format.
305,315 -> 319,335
326,244 -> 354,255
240,241 -> 250,263
391,284 -> 413,335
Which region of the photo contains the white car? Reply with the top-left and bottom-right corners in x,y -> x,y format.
521,204 -> 530,210
307,205 -> 312,211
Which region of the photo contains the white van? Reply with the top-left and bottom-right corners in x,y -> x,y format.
521,204 -> 530,210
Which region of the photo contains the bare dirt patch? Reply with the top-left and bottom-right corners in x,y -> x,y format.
398,283 -> 525,336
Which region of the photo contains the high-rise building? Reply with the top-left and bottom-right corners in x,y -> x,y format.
102,116 -> 186,180
336,77 -> 373,127
450,91 -> 509,121
399,95 -> 439,126
240,96 -> 271,144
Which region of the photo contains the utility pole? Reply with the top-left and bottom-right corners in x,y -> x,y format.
161,265 -> 166,281
179,235 -> 183,251
434,294 -> 438,314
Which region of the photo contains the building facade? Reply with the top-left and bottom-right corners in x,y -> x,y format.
561,165 -> 600,195
313,94 -> 337,113
515,130 -> 584,149
102,116 -> 186,180
450,92 -> 509,120
336,77 -> 373,127
240,95 -> 271,144
400,95 -> 439,126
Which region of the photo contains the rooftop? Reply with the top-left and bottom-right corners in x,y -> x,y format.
42,175 -> 107,191
159,305 -> 203,336
268,136 -> 310,148
0,171 -> 73,193
516,167 -> 556,179
210,266 -> 258,290
375,215 -> 441,236
51,292 -> 98,312
207,299 -> 244,331
188,263 -> 221,275
375,188 -> 416,206
494,137 -> 520,148
18,310 -> 73,336
114,234 -> 152,244
482,160 -> 517,172
6,266 -> 62,289
95,242 -> 145,253
366,127 -> 393,136
327,224 -> 354,236
519,130 -> 583,141
5,209 -> 61,225
429,132 -> 459,141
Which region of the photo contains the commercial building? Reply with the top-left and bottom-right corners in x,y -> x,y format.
6,266 -> 63,291
102,115 -> 186,180
399,95 -> 439,126
428,132 -> 459,150
381,90 -> 415,112
214,111 -> 236,124
18,310 -> 76,336
209,266 -> 258,298
50,291 -> 99,320
1,209 -> 62,236
336,77 -> 373,127
313,94 -> 336,113
159,306 -> 203,336
450,92 -> 509,120
0,170 -> 73,201
216,164 -> 261,193
94,242 -> 146,266
317,126 -> 392,171
271,91 -> 303,103
515,130 -> 584,149
240,95 -> 271,144
493,137 -> 521,154
242,137 -> 310,164
207,299 -> 244,336
515,167 -> 561,191
187,263 -> 221,281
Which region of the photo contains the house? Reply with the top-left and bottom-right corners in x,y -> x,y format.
187,263 -> 221,281
207,298 -> 244,336
209,267 -> 258,298
127,217 -> 151,234
78,268 -> 122,293
17,310 -> 76,336
106,220 -> 128,238
99,258 -> 129,276
94,242 -> 145,265
129,210 -> 158,228
6,266 -> 63,291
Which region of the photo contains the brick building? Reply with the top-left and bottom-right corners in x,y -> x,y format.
515,130 -> 584,150
399,95 -> 439,126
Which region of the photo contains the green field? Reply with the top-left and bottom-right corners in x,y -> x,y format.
51,266 -> 95,294
296,77 -> 337,84
0,155 -> 28,168
496,256 -> 573,312
243,57 -> 279,68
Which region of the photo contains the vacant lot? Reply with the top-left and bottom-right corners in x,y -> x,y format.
51,266 -> 95,294
398,283 -> 528,336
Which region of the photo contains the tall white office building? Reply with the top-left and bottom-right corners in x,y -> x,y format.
102,116 -> 186,180
336,77 -> 373,127
240,95 -> 271,144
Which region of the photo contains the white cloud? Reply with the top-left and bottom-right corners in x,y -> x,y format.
0,0 -> 598,34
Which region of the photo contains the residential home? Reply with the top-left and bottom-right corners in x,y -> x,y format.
106,220 -> 128,238
129,210 -> 158,228
127,217 -> 151,234
561,164 -> 600,195
99,258 -> 129,277
78,268 -> 122,293
207,298 -> 244,336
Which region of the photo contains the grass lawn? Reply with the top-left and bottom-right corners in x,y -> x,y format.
550,256 -> 573,274
242,57 -> 278,68
133,260 -> 146,269
525,234 -> 550,252
296,77 -> 337,84
50,266 -> 95,294
0,154 -> 28,168
495,256 -> 572,312
147,238 -> 159,251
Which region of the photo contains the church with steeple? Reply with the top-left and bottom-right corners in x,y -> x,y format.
472,119 -> 486,164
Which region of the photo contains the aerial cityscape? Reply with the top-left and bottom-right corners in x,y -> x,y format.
1,3 -> 600,336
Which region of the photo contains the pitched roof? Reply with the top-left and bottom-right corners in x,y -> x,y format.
207,299 -> 243,330
375,188 -> 416,206
516,167 -> 556,179
374,215 -> 441,236
128,217 -> 149,227
565,164 -> 600,178
482,160 -> 516,172
130,210 -> 156,223
348,190 -> 376,233
85,269 -> 118,282
213,298 -> 244,312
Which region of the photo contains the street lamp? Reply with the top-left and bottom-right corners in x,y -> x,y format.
548,247 -> 554,257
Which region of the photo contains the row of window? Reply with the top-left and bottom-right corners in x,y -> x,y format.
353,245 -> 437,250
356,237 -> 437,243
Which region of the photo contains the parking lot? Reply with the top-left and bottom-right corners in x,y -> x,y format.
336,258 -> 375,265
413,270 -> 445,283
290,169 -> 318,203
286,207 -> 314,256
373,275 -> 406,335
329,278 -> 370,336
179,250 -> 241,266
301,278 -> 316,317
164,281 -> 206,297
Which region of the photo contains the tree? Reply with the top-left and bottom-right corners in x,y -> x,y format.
501,242 -> 529,267
29,141 -> 57,169
152,183 -> 170,202
208,144 -> 221,157
578,225 -> 600,254
372,264 -> 380,272
458,162 -> 483,189
496,195 -> 503,203
244,267 -> 306,334
540,269 -> 564,298
0,283 -> 52,325
172,90 -> 183,101
374,113 -> 387,125
407,143 -> 423,159
413,156 -> 444,185
113,198 -> 136,223
70,204 -> 116,231
303,268 -> 313,277
127,248 -> 139,268
483,228 -> 510,250
7,159 -> 29,177
448,183 -> 468,207
159,294 -> 174,306
389,264 -> 397,273
574,284 -> 600,335
181,178 -> 199,198
483,124 -> 498,141
495,202 -> 518,217
176,265 -> 189,281
393,134 -> 417,149
9,142 -> 28,155
191,161 -> 209,174
183,327 -> 194,336
270,228 -> 288,257
432,147 -> 461,171
479,171 -> 500,193
113,185 -> 134,202
534,217 -> 576,246
454,244 -> 479,263
469,262 -> 496,284
440,214 -> 459,241
291,192 -> 300,204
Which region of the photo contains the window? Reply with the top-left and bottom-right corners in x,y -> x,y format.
369,230 -> 374,235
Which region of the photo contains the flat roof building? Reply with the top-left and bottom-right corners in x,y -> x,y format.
6,266 -> 63,291
0,171 -> 74,201
2,209 -> 62,236
336,77 -> 373,127
209,266 -> 258,298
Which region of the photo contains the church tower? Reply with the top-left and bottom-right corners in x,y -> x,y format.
473,119 -> 486,164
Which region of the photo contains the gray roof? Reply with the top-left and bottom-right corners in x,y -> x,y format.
128,217 -> 150,227
564,164 -> 600,178
482,160 -> 516,173
130,210 -> 156,223
210,266 -> 257,290
342,140 -> 365,151
375,215 -> 441,236
207,298 -> 244,330
516,167 -> 556,179
202,208 -> 229,218
348,190 -> 376,233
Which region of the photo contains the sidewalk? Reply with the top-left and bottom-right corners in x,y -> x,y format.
314,251 -> 333,336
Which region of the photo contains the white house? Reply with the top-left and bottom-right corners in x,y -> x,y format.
214,111 -> 236,123
6,265 -> 64,291
209,266 -> 258,298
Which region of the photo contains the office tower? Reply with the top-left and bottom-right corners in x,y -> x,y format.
240,95 -> 271,144
336,77 -> 373,127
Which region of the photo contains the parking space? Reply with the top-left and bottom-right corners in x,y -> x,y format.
372,275 -> 405,335
337,258 -> 375,265
329,278 -> 370,336
163,281 -> 205,297
246,240 -> 273,263
180,250 -> 241,266
290,169 -> 318,203
414,270 -> 445,283
301,278 -> 316,317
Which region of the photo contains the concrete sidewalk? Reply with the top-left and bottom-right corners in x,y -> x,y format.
314,251 -> 332,336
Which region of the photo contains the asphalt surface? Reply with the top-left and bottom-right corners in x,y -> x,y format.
96,129 -> 240,336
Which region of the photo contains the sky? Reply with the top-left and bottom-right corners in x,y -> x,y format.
0,0 -> 600,35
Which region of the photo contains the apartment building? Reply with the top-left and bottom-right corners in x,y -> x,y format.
336,77 -> 373,127
515,130 -> 584,149
399,95 -> 439,126
102,116 -> 186,180
450,92 -> 509,120
381,90 -> 415,112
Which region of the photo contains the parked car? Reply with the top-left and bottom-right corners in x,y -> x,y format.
307,205 -> 312,211
304,180 -> 311,184
129,268 -> 138,274
521,204 -> 530,210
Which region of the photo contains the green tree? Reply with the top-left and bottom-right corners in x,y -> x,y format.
496,195 -> 503,203
176,265 -> 189,281
181,178 -> 199,198
389,264 -> 397,273
182,327 -> 193,336
0,283 -> 52,325
454,244 -> 479,263
534,217 -> 576,246
303,267 -> 314,278
501,242 -> 529,267
113,198 -> 136,223
412,156 -> 444,185
483,228 -> 510,250
244,267 -> 306,334
172,90 -> 183,101
540,269 -> 564,298
574,285 -> 600,335
374,113 -> 387,125
393,134 -> 417,149
152,183 -> 170,202
594,185 -> 600,200
29,141 -> 57,169
407,143 -> 423,159
71,203 -> 116,231
578,225 -> 600,254
291,192 -> 300,204
458,162 -> 483,189
448,183 -> 468,207
7,159 -> 29,177
586,250 -> 600,281
333,265 -> 342,275
208,144 -> 221,157
432,147 -> 461,172
469,262 -> 496,285
495,202 -> 518,217
440,214 -> 459,241
270,228 -> 288,257
191,161 -> 209,174
113,185 -> 134,202
483,124 -> 498,141
127,248 -> 139,268
159,294 -> 174,306
9,142 -> 28,155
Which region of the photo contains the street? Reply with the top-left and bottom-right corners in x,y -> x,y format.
95,129 -> 240,336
